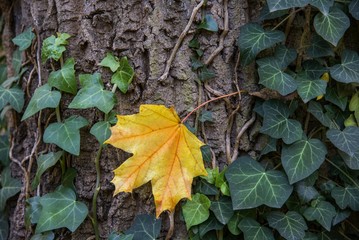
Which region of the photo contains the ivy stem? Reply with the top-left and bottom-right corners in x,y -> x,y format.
272,8 -> 302,31
181,91 -> 243,123
91,144 -> 103,240
111,84 -> 117,93
325,158 -> 359,188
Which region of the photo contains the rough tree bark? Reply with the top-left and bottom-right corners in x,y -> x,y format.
2,0 -> 261,239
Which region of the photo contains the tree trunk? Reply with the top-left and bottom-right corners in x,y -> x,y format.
2,0 -> 260,239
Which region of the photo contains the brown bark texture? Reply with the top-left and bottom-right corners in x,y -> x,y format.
2,0 -> 261,239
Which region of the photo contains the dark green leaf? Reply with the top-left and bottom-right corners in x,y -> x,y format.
0,168 -> 21,211
90,121 -> 111,145
225,155 -> 293,209
26,196 -> 42,224
41,33 -> 70,62
332,210 -> 350,226
61,168 -> 77,191
200,145 -> 212,163
258,59 -> 297,95
238,23 -> 285,65
198,214 -> 223,238
194,179 -> 219,196
349,0 -> 359,20
43,116 -> 88,156
125,214 -> 161,240
326,126 -> 359,156
259,4 -> 289,20
0,135 -> 9,167
12,27 -> 35,51
330,50 -> 359,84
0,64 -> 7,84
31,151 -> 63,189
48,58 -> 77,95
303,232 -> 318,240
0,212 -> 9,240
35,187 -> 88,233
199,110 -> 213,123
324,87 -> 347,111
0,86 -> 24,112
209,197 -> 233,225
188,38 -> 200,49
227,210 -> 256,236
111,57 -> 134,94
339,150 -> 359,170
108,232 -> 134,240
190,56 -> 204,71
311,0 -> 334,15
307,34 -> 334,58
314,7 -> 349,46
260,137 -> 277,155
267,0 -> 309,11
297,75 -> 327,103
22,84 -> 61,121
214,168 -> 230,196
267,211 -> 308,240
238,218 -> 274,240
182,193 -> 210,229
30,231 -> 54,240
69,73 -> 115,114
282,139 -> 327,184
331,186 -> 359,211
303,201 -> 336,231
260,100 -> 303,144
12,49 -> 22,75
274,45 -> 297,68
99,53 -> 120,72
307,101 -> 336,129
303,60 -> 327,79
198,14 -> 218,32
198,67 -> 215,82
296,182 -> 320,203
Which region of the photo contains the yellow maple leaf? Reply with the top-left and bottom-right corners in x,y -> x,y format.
105,104 -> 207,217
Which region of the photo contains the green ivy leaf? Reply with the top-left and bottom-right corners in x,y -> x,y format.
200,145 -> 212,163
0,135 -> 9,167
198,67 -> 216,82
30,231 -> 54,240
325,87 -> 347,111
260,100 -> 303,144
259,4 -> 289,21
99,53 -> 120,72
12,49 -> 22,75
310,0 -> 334,15
41,33 -> 71,62
61,168 -> 77,191
330,50 -> 359,84
307,101 -> 336,129
198,14 -> 218,32
303,232 -> 318,240
296,75 -> 327,103
90,121 -> 111,145
339,150 -> 359,170
35,187 -> 88,233
194,179 -> 219,196
111,57 -> 134,94
349,92 -> 359,112
108,232 -> 134,240
48,58 -> 77,95
12,27 -> 35,51
26,196 -> 42,224
258,59 -> 297,96
238,218 -> 274,240
313,7 -> 349,46
267,0 -> 309,11
282,139 -> 327,184
43,116 -> 88,156
238,23 -> 285,65
274,45 -> 297,68
190,56 -> 204,71
326,126 -> 359,157
182,193 -> 210,229
125,214 -> 161,240
225,155 -> 293,209
227,210 -> 256,236
31,151 -> 63,190
0,86 -> 24,112
260,137 -> 277,155
0,212 -> 9,240
267,211 -> 308,240
199,110 -> 213,123
303,201 -> 336,231
307,34 -> 334,58
349,0 -> 359,20
209,197 -> 233,225
22,84 -> 61,121
198,214 -> 224,238
333,210 -> 350,226
303,60 -> 327,79
0,168 -> 21,211
331,186 -> 359,211
296,182 -> 320,203
69,73 -> 115,114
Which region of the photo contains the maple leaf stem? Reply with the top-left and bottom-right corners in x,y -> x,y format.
181,91 -> 243,123
165,211 -> 175,240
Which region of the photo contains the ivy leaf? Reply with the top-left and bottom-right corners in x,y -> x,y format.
225,155 -> 293,209
194,179 -> 219,196
182,193 -> 210,229
274,45 -> 297,68
259,4 -> 289,21
310,0 -> 334,15
0,212 -> 9,240
0,168 -> 21,211
198,67 -> 216,82
48,58 -> 77,95
0,135 -> 9,167
339,150 -> 359,170
303,60 -> 327,79
26,196 -> 42,224
260,100 -> 303,144
258,59 -> 297,96
12,49 -> 22,75
198,214 -> 224,238
297,75 -> 327,103
313,7 -> 350,46
69,73 -> 115,114
22,84 -> 61,121
99,53 -> 120,72
326,126 -> 359,157
43,116 -> 89,156
331,186 -> 359,211
267,211 -> 308,240
41,33 -> 70,62
35,187 -> 88,233
303,201 -> 336,231
200,145 -> 212,163
349,0 -> 359,20
61,168 -> 77,191
199,110 -> 213,123
12,27 -> 35,51
296,182 -> 320,203
238,218 -> 274,240
108,232 -> 134,240
209,197 -> 233,225
238,23 -> 285,65
90,121 -> 111,145
125,214 -> 161,240
0,86 -> 24,112
30,231 -> 54,240
227,210 -> 256,236
333,210 -> 351,226
325,87 -> 347,111
307,101 -> 336,129
111,57 -> 134,94
330,50 -> 359,84
282,139 -> 327,184
105,105 -> 207,217
31,151 -> 63,190
307,34 -> 334,58
267,0 -> 310,11
198,14 -> 218,32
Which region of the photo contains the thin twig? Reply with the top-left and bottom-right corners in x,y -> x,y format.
33,27 -> 42,87
325,158 -> 359,189
204,0 -> 229,65
158,0 -> 205,81
204,82 -> 231,106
